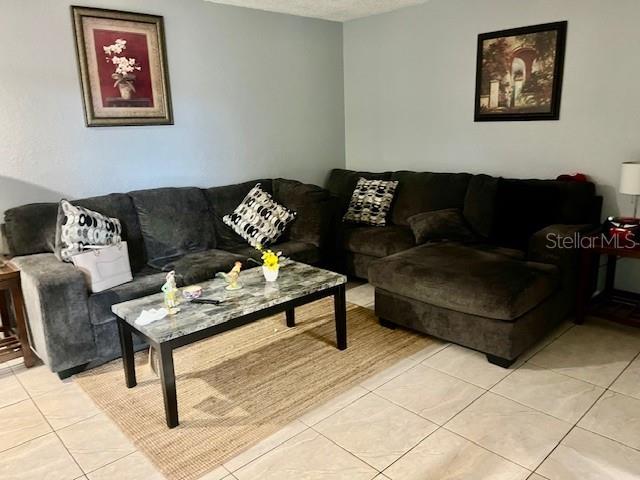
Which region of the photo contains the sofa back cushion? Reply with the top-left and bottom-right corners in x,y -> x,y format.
130,187 -> 216,265
326,169 -> 393,213
491,178 -> 597,249
204,179 -> 273,249
463,174 -> 499,239
389,171 -> 472,226
4,194 -> 146,272
273,178 -> 331,247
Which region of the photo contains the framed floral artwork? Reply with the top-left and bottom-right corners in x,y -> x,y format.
71,6 -> 173,126
474,21 -> 567,121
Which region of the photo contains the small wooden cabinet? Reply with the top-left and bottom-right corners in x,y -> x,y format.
576,239 -> 640,327
0,262 -> 36,367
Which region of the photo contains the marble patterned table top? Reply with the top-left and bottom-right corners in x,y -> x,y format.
111,260 -> 347,344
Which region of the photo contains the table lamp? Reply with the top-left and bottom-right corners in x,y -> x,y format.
619,162 -> 640,219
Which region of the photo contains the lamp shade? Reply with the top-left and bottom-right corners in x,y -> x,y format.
619,162 -> 640,195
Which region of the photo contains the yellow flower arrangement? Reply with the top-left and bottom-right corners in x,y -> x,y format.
256,244 -> 282,270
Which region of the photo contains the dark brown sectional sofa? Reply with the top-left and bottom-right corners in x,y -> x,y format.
327,169 -> 601,366
2,169 -> 602,376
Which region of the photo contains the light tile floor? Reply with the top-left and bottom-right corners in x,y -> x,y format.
1,282 -> 640,480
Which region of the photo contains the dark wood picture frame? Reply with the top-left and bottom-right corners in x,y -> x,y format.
474,21 -> 567,122
71,6 -> 173,127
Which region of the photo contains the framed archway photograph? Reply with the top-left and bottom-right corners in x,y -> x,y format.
474,21 -> 567,122
71,6 -> 173,127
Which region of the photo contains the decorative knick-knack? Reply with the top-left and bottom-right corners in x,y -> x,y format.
161,271 -> 180,313
256,244 -> 283,282
217,261 -> 243,290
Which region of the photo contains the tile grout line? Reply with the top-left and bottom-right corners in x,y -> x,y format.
310,425 -> 385,473
12,365 -> 140,477
368,387 -> 480,429
12,369 -> 88,476
228,343 -> 448,473
360,344 -> 450,393
438,323 -> 639,471
300,388 -> 369,428
224,425 -> 312,473
525,357 -> 635,389
8,303 -> 637,478
409,333 -> 577,472
528,387 -> 609,474
436,389 -> 541,472
235,325 -> 640,476
294,303 -> 581,477
377,425 -> 444,477
0,428 -> 54,456
440,424 -> 536,474
222,314 -> 574,475
488,387 -> 600,425
80,449 -> 147,478
529,348 -> 640,473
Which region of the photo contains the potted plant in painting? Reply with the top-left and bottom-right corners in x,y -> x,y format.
103,39 -> 141,100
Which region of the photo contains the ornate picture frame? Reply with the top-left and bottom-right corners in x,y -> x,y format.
71,6 -> 173,127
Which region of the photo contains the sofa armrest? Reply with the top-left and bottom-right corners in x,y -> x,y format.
528,224 -> 596,266
528,224 -> 598,298
10,254 -> 96,373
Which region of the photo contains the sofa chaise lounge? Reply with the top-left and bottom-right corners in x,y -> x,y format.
327,169 -> 601,366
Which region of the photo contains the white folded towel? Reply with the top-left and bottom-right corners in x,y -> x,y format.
135,308 -> 169,326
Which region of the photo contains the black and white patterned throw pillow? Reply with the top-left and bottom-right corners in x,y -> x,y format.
223,184 -> 296,247
55,200 -> 122,262
343,178 -> 399,227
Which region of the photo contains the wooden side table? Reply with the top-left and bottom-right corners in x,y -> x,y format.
575,238 -> 640,327
0,262 -> 36,367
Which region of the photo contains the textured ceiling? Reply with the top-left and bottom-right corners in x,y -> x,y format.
203,0 -> 429,22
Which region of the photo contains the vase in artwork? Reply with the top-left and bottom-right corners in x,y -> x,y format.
118,82 -> 134,99
262,265 -> 279,282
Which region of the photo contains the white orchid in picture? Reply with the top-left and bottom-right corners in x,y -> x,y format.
103,39 -> 142,99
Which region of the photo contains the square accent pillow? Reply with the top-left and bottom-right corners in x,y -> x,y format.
55,199 -> 122,262
407,208 -> 477,244
223,184 -> 296,247
343,178 -> 399,226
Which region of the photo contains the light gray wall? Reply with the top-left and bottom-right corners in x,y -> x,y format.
344,0 -> 640,290
0,0 -> 345,217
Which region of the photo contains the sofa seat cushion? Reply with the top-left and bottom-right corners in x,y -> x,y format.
88,269 -> 167,326
368,243 -> 559,321
229,240 -> 320,266
342,225 -> 415,258
153,249 -> 247,286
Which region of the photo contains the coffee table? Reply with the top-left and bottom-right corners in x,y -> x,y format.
112,261 -> 347,428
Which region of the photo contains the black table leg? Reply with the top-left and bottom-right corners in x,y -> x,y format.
286,309 -> 295,327
334,284 -> 347,350
158,343 -> 178,428
117,319 -> 136,388
575,248 -> 594,325
605,254 -> 617,293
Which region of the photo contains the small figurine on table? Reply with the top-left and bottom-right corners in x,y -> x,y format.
217,261 -> 243,290
161,271 -> 180,314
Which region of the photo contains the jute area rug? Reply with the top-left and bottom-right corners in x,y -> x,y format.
76,299 -> 434,480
